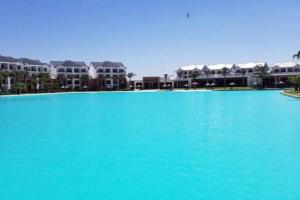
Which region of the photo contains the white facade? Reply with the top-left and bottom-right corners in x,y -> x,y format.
0,55 -> 49,91
90,61 -> 126,88
49,61 -> 89,89
175,61 -> 300,87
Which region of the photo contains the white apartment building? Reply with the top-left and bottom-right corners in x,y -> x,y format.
50,60 -> 89,89
175,61 -> 300,88
90,61 -> 126,89
0,55 -> 49,91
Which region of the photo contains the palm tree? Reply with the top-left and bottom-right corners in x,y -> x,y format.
127,72 -> 136,89
293,51 -> 300,60
57,74 -> 67,88
221,67 -> 230,88
0,71 -> 9,92
13,82 -> 27,94
38,73 -> 50,92
241,68 -> 247,88
288,76 -> 300,91
163,74 -> 169,88
191,71 -> 199,88
255,63 -> 269,89
127,72 -> 136,82
118,74 -> 126,89
203,68 -> 211,85
80,74 -> 89,90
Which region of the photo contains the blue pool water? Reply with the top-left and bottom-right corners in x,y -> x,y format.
0,91 -> 300,200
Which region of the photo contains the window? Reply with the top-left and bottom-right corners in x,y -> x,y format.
74,80 -> 80,84
97,68 -> 103,73
67,68 -> 72,73
119,69 -> 124,73
81,69 -> 87,73
58,68 -> 64,72
274,69 -> 279,73
44,68 -> 48,72
295,68 -> 300,72
236,70 -> 241,73
67,80 -> 72,84
38,68 -> 41,72
288,68 -> 293,72
280,68 -> 286,73
105,68 -> 110,73
17,65 -> 21,70
74,68 -> 79,73
31,66 -> 36,71
248,69 -> 253,73
9,65 -> 13,70
113,69 -> 117,73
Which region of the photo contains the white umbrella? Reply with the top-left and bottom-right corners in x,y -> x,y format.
205,83 -> 210,86
184,83 -> 188,87
83,85 -> 88,89
192,82 -> 198,85
210,83 -> 216,86
60,85 -> 65,89
279,81 -> 284,85
229,82 -> 236,86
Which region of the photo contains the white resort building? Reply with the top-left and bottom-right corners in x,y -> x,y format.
0,55 -> 49,91
90,61 -> 127,89
174,61 -> 300,88
50,61 -> 89,90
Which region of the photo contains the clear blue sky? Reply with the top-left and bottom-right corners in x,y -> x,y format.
1,0 -> 299,77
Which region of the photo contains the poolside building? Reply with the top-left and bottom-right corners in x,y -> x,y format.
50,60 -> 89,90
174,61 -> 300,88
0,55 -> 49,91
89,61 -> 127,89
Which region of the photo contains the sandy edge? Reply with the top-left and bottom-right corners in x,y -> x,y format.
280,90 -> 300,99
0,89 -> 211,98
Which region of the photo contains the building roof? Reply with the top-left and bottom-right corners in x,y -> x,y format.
207,64 -> 234,70
50,60 -> 86,67
91,61 -> 124,68
0,55 -> 19,62
236,62 -> 265,69
273,61 -> 299,68
19,58 -> 46,65
179,65 -> 205,71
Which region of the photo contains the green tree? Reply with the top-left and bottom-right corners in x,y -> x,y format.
80,74 -> 90,90
255,63 -> 269,89
13,82 -> 27,94
288,76 -> 300,91
203,67 -> 211,85
221,67 -> 230,88
241,68 -> 247,88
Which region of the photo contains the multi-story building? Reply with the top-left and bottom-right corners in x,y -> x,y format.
0,55 -> 49,91
50,60 -> 89,90
90,61 -> 127,89
174,61 -> 300,88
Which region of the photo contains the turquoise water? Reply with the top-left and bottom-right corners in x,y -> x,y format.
0,91 -> 300,200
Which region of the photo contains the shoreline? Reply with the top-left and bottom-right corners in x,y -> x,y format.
0,89 -> 212,98
0,88 -> 285,98
280,90 -> 300,98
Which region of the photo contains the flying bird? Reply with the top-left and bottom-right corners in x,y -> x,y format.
186,12 -> 190,19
